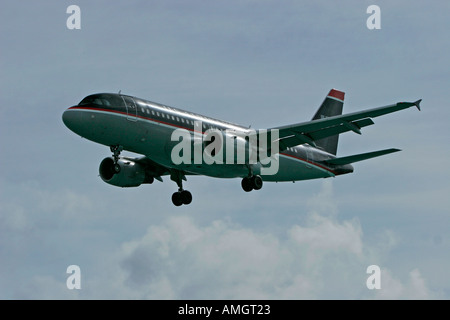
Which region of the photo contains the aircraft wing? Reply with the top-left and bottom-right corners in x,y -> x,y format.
123,156 -> 170,182
270,100 -> 421,151
125,155 -> 197,182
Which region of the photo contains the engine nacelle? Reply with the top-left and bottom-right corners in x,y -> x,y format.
99,157 -> 151,187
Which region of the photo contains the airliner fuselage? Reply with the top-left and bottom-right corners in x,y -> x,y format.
62,90 -> 419,206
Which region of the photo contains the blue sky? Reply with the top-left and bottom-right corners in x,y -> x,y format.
1,0 -> 449,299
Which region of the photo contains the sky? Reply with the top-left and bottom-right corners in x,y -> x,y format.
0,0 -> 449,299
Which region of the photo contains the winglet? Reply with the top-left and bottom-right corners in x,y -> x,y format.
414,99 -> 422,111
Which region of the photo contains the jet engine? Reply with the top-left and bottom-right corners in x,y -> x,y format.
99,157 -> 153,187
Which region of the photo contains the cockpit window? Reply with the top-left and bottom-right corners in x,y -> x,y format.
94,98 -> 103,105
78,94 -> 122,107
94,98 -> 111,106
79,95 -> 95,105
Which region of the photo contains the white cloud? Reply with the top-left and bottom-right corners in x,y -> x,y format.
375,268 -> 433,300
108,212 -> 431,299
91,181 -> 433,299
2,179 -> 438,300
118,216 -> 287,299
289,214 -> 363,256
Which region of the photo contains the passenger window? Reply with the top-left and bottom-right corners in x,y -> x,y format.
157,112 -> 160,117
152,110 -> 155,115
176,117 -> 180,122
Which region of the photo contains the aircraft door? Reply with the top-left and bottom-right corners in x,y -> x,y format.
121,95 -> 138,121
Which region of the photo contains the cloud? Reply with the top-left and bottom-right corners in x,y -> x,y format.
112,213 -> 429,299
86,181 -> 431,299
13,275 -> 80,300
119,216 -> 288,299
375,268 -> 433,300
289,213 -> 363,256
2,179 -> 437,299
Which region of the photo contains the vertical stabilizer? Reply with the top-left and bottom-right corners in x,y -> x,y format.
311,89 -> 345,155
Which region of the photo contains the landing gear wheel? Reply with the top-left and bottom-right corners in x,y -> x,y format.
170,170 -> 192,206
172,190 -> 192,206
241,175 -> 263,192
172,192 -> 183,206
251,175 -> 263,190
241,177 -> 253,192
180,190 -> 192,205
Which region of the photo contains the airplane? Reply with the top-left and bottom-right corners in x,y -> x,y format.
62,89 -> 421,206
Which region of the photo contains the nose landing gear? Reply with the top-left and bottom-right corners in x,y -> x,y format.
110,145 -> 123,173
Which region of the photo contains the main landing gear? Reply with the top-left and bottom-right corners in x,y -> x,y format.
241,164 -> 263,192
110,145 -> 123,173
241,175 -> 263,192
170,170 -> 192,206
172,190 -> 193,207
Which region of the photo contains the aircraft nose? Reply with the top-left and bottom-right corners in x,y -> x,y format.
62,107 -> 82,133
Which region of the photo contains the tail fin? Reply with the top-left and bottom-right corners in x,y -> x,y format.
311,89 -> 345,155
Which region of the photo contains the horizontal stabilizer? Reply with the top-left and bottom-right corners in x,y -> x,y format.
324,148 -> 401,165
414,99 -> 422,111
